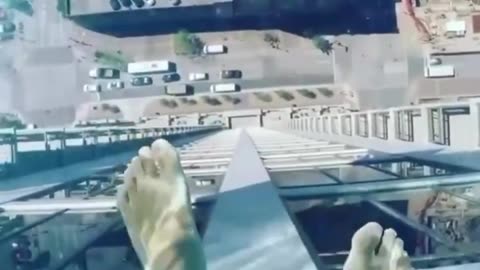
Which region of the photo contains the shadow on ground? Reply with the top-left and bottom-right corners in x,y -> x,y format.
72,0 -> 398,38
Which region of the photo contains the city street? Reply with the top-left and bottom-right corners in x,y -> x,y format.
81,30 -> 336,101
98,73 -> 333,100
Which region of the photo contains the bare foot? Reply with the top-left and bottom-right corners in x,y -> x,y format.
344,222 -> 413,270
117,139 -> 207,270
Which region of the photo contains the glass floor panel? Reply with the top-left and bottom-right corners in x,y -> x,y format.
285,184 -> 480,269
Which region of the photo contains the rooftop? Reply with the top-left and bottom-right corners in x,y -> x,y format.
69,0 -> 232,16
415,0 -> 480,54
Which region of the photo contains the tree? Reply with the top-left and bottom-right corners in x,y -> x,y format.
312,35 -> 333,54
174,30 -> 204,56
222,95 -> 241,105
254,92 -> 273,102
297,89 -> 317,99
179,97 -> 198,106
275,90 -> 295,101
201,96 -> 222,106
159,99 -> 178,108
6,0 -> 34,16
94,50 -> 130,72
187,99 -> 197,106
100,103 -> 121,114
0,113 -> 26,129
56,0 -> 70,17
317,88 -> 334,98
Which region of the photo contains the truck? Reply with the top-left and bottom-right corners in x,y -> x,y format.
202,44 -> 227,55
210,83 -> 238,93
424,65 -> 455,78
127,60 -> 172,74
166,84 -> 191,96
89,68 -> 120,79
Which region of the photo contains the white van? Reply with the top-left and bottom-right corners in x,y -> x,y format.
202,44 -> 227,55
83,84 -> 101,93
166,84 -> 190,96
210,83 -> 238,93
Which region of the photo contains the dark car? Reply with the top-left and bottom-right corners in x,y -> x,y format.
0,22 -> 15,34
110,0 -> 121,10
131,76 -> 153,86
119,0 -> 132,7
162,73 -> 180,83
220,70 -> 242,79
132,0 -> 145,8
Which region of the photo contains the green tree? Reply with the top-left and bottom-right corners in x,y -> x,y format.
297,89 -> 317,99
317,88 -> 334,98
312,35 -> 332,54
174,30 -> 204,56
275,90 -> 295,101
254,92 -> 273,103
94,50 -> 130,72
100,103 -> 121,114
187,99 -> 198,106
0,113 -> 26,129
6,0 -> 33,16
222,95 -> 241,105
56,0 -> 70,17
159,99 -> 178,108
201,96 -> 222,106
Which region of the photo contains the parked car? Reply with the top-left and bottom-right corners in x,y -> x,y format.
83,84 -> 101,93
119,0 -> 132,7
0,8 -> 8,20
429,57 -> 442,66
89,67 -> 120,79
132,0 -> 145,8
188,72 -> 208,81
107,81 -> 125,90
145,0 -> 156,6
110,0 -> 121,10
0,22 -> 15,33
131,76 -> 153,86
202,44 -> 227,55
220,69 -> 242,79
162,73 -> 180,83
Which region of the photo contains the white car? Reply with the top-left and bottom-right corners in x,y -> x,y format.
145,0 -> 156,5
429,57 -> 442,66
107,81 -> 125,90
188,73 -> 208,81
83,84 -> 101,93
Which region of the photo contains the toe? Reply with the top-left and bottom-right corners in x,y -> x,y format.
116,183 -> 130,211
351,222 -> 383,252
151,139 -> 181,176
129,156 -> 145,180
382,228 -> 398,253
139,146 -> 158,177
390,239 -> 412,270
123,157 -> 144,199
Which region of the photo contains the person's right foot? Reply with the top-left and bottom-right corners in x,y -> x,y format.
343,222 -> 413,270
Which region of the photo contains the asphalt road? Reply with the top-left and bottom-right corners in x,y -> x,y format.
98,73 -> 334,100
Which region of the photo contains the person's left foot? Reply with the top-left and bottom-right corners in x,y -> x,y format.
117,139 -> 206,270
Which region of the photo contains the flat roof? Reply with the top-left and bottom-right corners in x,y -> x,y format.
446,20 -> 466,32
69,0 -> 232,16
